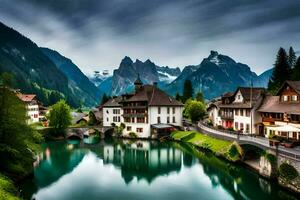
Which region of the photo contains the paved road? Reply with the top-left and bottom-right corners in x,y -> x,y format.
192,121 -> 300,161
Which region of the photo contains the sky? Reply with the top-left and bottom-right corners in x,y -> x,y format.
0,0 -> 300,75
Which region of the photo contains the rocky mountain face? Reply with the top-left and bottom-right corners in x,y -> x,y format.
166,51 -> 271,99
0,22 -> 83,107
92,51 -> 272,99
109,57 -> 180,95
156,66 -> 181,83
41,48 -> 102,106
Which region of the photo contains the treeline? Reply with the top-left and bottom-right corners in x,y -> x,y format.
268,46 -> 300,94
0,73 -> 43,179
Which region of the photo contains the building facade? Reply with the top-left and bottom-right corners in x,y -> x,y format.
208,87 -> 266,134
102,78 -> 184,138
16,94 -> 40,123
258,81 -> 300,140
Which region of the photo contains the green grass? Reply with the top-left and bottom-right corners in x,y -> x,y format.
0,174 -> 20,200
171,131 -> 240,161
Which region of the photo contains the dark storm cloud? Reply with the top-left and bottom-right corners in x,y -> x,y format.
0,0 -> 299,74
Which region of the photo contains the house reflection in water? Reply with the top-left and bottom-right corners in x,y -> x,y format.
102,140 -> 182,183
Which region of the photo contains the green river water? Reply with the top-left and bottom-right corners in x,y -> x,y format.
19,138 -> 299,200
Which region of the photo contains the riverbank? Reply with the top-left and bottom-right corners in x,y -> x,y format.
171,131 -> 242,162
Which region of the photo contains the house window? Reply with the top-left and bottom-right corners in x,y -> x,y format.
125,117 -> 131,123
131,118 -> 135,123
246,124 -> 250,133
106,110 -> 109,114
107,118 -> 109,122
173,107 -> 176,114
127,126 -> 132,131
235,122 -> 238,130
136,128 -> 143,133
293,132 -> 297,139
283,95 -> 289,102
240,109 -> 244,116
237,95 -> 241,100
167,117 -> 170,123
292,95 -> 298,102
235,109 -> 239,116
173,116 -> 176,123
240,123 -> 244,131
34,114 -> 38,118
157,117 -> 161,123
158,107 -> 161,114
137,117 -> 145,123
167,107 -> 170,114
246,110 -> 250,117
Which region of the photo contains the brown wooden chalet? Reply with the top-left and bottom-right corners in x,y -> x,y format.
258,81 -> 300,140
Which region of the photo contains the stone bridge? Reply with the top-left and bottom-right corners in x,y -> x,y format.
196,122 -> 300,161
193,121 -> 300,177
66,127 -> 113,140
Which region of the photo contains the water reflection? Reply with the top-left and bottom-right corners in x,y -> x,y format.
19,139 -> 298,200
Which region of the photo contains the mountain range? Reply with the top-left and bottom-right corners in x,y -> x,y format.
90,51 -> 272,100
0,21 -> 273,107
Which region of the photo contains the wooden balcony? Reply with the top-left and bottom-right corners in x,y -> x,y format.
220,114 -> 234,120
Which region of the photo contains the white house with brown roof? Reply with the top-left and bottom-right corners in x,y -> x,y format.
16,93 -> 40,123
102,77 -> 184,138
208,87 -> 266,134
258,81 -> 300,140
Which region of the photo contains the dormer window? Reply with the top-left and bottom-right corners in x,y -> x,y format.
283,95 -> 289,102
237,95 -> 241,100
292,95 -> 298,102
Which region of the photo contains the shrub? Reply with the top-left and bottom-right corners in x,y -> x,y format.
227,127 -> 234,131
111,123 -> 116,127
264,153 -> 277,165
115,126 -> 123,137
228,142 -> 243,160
129,132 -> 138,138
207,120 -> 213,127
279,163 -> 298,181
120,123 -> 126,129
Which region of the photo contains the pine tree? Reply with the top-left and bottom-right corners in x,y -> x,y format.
175,93 -> 181,102
101,93 -> 110,105
268,48 -> 290,94
288,46 -> 297,68
292,57 -> 300,81
183,79 -> 193,103
195,91 -> 205,103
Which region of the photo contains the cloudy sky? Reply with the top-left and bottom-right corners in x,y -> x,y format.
0,0 -> 299,75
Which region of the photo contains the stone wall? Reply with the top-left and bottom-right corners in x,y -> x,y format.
277,155 -> 300,193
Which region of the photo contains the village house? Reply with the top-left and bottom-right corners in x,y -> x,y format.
16,93 -> 40,123
102,76 -> 184,138
207,87 -> 266,134
258,81 -> 300,140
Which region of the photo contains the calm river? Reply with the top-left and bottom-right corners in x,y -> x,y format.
19,139 -> 298,200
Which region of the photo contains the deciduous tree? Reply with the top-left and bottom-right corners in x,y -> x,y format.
48,100 -> 72,133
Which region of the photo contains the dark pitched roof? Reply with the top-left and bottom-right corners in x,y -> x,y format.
222,92 -> 234,98
102,96 -> 123,107
276,81 -> 300,95
124,85 -> 183,106
258,95 -> 300,114
236,87 -> 266,101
